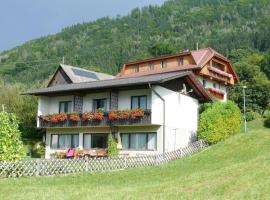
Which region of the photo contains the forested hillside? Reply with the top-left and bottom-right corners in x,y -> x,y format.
0,0 -> 270,85
0,0 -> 270,142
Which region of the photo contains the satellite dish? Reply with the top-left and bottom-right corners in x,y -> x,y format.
180,83 -> 193,94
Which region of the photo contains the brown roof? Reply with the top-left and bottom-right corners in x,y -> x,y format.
118,47 -> 238,83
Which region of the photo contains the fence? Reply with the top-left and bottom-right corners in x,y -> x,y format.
0,140 -> 207,178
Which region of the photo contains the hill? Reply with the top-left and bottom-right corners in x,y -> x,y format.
0,0 -> 270,85
0,119 -> 269,199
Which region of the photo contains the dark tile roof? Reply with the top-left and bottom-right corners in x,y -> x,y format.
24,71 -> 192,95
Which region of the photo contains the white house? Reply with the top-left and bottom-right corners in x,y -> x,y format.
25,48 -> 238,158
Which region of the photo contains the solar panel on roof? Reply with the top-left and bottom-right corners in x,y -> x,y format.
71,68 -> 99,80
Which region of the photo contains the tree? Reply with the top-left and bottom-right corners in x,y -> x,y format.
0,112 -> 25,161
229,59 -> 270,115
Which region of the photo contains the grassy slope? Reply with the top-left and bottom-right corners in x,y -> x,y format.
0,120 -> 269,200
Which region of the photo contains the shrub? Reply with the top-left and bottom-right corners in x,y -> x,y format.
108,134 -> 119,157
0,112 -> 25,161
264,112 -> 270,128
198,101 -> 242,144
246,111 -> 261,122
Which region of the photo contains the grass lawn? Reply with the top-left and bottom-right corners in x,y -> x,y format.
0,119 -> 269,200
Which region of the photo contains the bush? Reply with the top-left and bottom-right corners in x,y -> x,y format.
198,101 -> 242,144
264,112 -> 270,128
246,111 -> 261,122
0,112 -> 25,161
108,134 -> 119,157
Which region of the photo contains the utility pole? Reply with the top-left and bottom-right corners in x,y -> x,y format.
243,86 -> 247,133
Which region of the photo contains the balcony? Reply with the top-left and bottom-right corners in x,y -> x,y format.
39,110 -> 152,128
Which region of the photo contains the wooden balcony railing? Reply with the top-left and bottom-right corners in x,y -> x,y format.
39,110 -> 152,128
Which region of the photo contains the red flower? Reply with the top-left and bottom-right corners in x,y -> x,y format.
50,114 -> 59,123
92,111 -> 104,121
82,112 -> 93,121
69,113 -> 80,122
57,112 -> 68,122
108,109 -> 144,121
39,115 -> 50,122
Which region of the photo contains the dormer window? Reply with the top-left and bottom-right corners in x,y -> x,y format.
134,65 -> 139,73
178,57 -> 184,65
149,63 -> 155,70
161,60 -> 167,68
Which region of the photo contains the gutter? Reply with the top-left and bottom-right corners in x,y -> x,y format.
148,83 -> 166,153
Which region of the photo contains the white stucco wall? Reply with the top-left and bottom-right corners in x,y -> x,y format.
83,92 -> 110,112
151,85 -> 199,151
118,89 -> 151,110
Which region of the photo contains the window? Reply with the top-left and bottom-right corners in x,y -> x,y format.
202,79 -> 206,87
161,60 -> 167,68
213,83 -> 217,88
83,133 -> 108,149
149,63 -> 155,70
50,134 -> 79,149
178,57 -> 184,65
131,96 -> 147,110
93,99 -> 107,111
59,101 -> 72,113
121,132 -> 157,150
134,65 -> 139,72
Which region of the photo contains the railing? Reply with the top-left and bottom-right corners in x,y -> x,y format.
0,140 -> 207,178
39,110 -> 152,128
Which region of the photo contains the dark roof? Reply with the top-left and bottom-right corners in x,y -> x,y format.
25,71 -> 190,95
47,64 -> 114,87
23,71 -> 212,102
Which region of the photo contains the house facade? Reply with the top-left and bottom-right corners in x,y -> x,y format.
25,48 -> 237,159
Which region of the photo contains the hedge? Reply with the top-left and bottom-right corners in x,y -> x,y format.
198,101 -> 242,144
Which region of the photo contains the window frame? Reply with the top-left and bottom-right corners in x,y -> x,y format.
92,98 -> 107,112
161,60 -> 167,68
83,133 -> 108,149
148,63 -> 155,70
50,134 -> 79,149
134,65 -> 139,72
59,101 -> 72,113
131,95 -> 147,110
178,57 -> 184,65
121,132 -> 157,151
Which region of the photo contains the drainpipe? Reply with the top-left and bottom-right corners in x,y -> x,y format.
148,83 -> 166,153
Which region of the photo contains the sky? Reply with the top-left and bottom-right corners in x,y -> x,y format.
0,0 -> 166,52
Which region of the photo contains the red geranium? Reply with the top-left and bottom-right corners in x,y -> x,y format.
50,114 -> 59,123
57,112 -> 68,122
82,112 -> 93,121
131,109 -> 144,119
69,113 -> 80,122
39,115 -> 50,122
92,111 -> 104,121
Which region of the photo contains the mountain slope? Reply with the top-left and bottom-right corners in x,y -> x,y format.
1,0 -> 270,85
